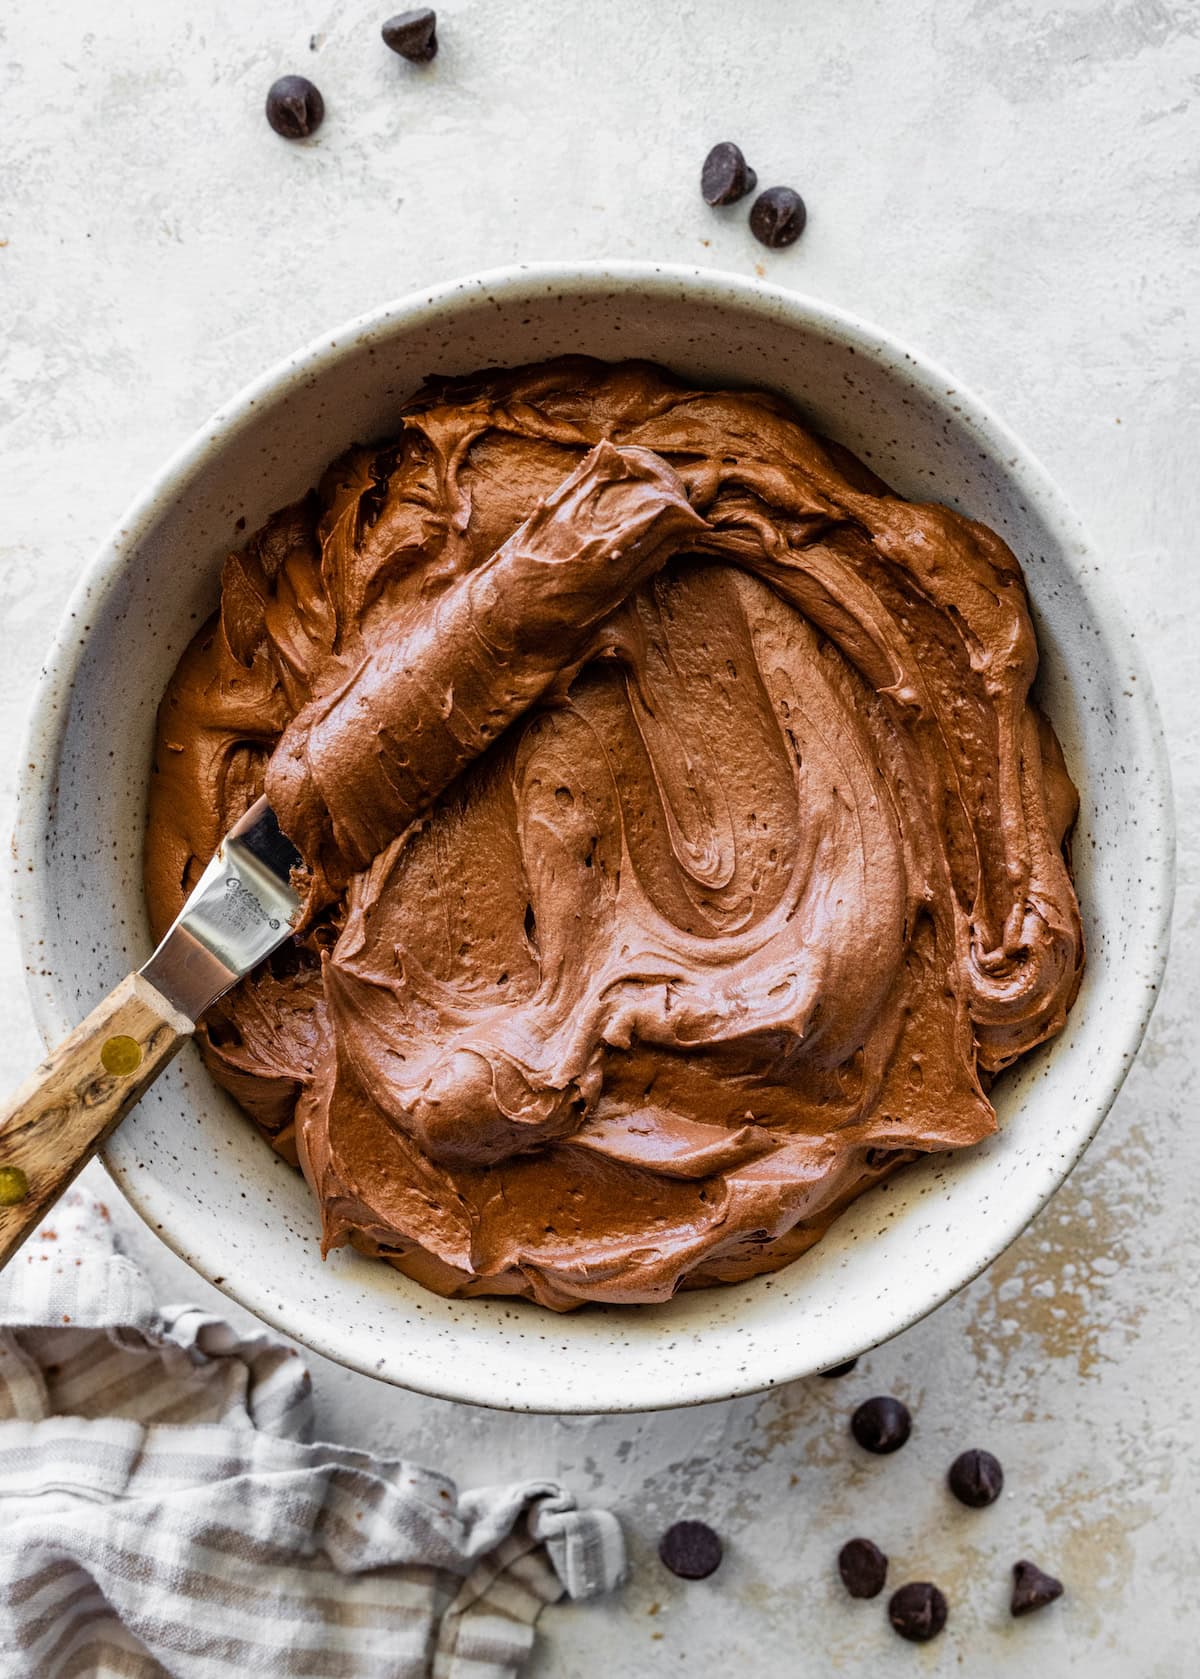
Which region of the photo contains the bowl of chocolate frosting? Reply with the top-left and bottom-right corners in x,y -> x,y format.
14,265 -> 1173,1411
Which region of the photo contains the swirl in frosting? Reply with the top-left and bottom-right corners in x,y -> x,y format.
145,358 -> 1083,1310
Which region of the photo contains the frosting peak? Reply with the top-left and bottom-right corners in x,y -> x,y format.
267,439 -> 706,892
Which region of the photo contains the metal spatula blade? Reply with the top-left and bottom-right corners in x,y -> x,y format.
140,797 -> 303,1021
0,797 -> 303,1267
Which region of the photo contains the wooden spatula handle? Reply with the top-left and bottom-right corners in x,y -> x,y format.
0,974 -> 193,1268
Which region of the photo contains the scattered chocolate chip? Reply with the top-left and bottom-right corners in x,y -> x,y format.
749,186 -> 807,250
888,1581 -> 948,1643
819,1357 -> 859,1379
658,1520 -> 723,1580
948,1448 -> 1004,1508
1011,1560 -> 1063,1617
851,1395 -> 911,1454
701,141 -> 757,206
382,8 -> 439,61
265,75 -> 325,139
838,1537 -> 888,1599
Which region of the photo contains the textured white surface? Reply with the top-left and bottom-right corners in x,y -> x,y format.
1,0 -> 1197,1672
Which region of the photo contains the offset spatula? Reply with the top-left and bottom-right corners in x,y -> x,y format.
0,798 -> 302,1268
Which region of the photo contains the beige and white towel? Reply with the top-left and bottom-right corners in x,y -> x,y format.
0,1193 -> 624,1679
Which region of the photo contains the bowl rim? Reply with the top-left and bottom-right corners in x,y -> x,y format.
12,261 -> 1176,1411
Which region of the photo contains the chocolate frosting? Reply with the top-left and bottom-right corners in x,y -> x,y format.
145,358 -> 1083,1310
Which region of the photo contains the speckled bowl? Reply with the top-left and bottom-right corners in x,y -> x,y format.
13,264 -> 1174,1412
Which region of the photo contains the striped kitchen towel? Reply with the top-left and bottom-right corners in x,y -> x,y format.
0,1192 -> 625,1679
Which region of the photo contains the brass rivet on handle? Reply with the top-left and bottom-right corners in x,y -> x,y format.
0,1167 -> 29,1206
101,1035 -> 143,1077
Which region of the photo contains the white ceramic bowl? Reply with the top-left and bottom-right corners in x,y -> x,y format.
13,264 -> 1174,1413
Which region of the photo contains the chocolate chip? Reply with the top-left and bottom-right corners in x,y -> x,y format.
1011,1560 -> 1063,1617
818,1357 -> 858,1379
850,1395 -> 911,1454
265,75 -> 325,139
658,1520 -> 723,1580
701,141 -> 757,207
749,186 -> 807,250
838,1537 -> 888,1599
948,1448 -> 1004,1508
382,8 -> 438,61
888,1582 -> 948,1643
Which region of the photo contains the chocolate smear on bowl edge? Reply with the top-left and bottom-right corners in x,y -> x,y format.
659,1521 -> 723,1580
818,1357 -> 859,1379
838,1537 -> 887,1599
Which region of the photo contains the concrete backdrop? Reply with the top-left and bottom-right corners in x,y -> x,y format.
2,1 -> 1197,1671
